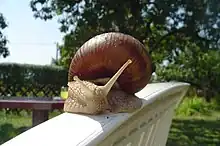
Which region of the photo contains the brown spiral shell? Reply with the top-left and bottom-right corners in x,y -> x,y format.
68,32 -> 153,94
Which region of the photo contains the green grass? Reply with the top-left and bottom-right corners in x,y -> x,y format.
175,96 -> 220,117
167,117 -> 220,146
0,96 -> 220,145
166,96 -> 220,146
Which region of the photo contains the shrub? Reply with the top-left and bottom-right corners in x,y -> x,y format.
175,96 -> 219,117
0,63 -> 68,97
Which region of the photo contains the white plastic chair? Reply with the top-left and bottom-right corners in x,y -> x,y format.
2,82 -> 189,146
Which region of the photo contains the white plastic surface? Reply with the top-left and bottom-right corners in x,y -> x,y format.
1,82 -> 189,146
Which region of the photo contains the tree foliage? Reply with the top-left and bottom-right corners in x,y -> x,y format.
0,13 -> 9,58
30,0 -> 220,99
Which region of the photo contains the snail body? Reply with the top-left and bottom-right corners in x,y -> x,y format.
64,32 -> 153,115
64,80 -> 108,114
64,59 -> 138,114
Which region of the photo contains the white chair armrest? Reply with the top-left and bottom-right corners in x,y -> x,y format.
2,82 -> 189,146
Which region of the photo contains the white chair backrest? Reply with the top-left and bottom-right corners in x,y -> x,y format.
2,82 -> 189,146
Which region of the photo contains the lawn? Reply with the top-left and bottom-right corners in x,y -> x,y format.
166,96 -> 220,146
0,97 -> 220,145
167,117 -> 220,146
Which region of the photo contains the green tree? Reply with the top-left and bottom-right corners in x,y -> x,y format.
0,13 -> 9,58
30,0 -> 220,100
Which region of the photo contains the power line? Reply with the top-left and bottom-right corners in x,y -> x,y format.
8,42 -> 58,46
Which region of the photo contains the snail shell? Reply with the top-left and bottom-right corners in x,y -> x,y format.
68,32 -> 153,94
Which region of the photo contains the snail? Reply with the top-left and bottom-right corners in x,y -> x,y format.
64,32 -> 153,115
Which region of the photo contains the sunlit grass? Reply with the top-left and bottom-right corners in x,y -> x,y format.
175,96 -> 220,117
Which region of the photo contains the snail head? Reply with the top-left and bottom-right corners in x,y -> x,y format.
70,59 -> 132,104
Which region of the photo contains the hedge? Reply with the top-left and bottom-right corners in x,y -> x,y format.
0,63 -> 68,97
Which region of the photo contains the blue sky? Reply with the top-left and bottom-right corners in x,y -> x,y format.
0,0 -> 64,65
